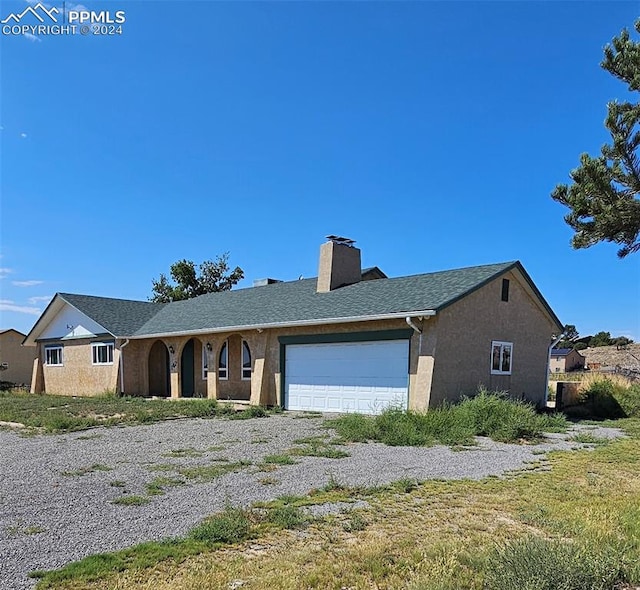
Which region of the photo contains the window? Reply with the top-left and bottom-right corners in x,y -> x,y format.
501,278 -> 510,302
491,341 -> 513,375
218,341 -> 228,380
45,346 -> 63,366
242,340 -> 252,380
92,342 -> 114,365
202,347 -> 208,380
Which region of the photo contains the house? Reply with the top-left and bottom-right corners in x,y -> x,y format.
549,348 -> 586,373
0,329 -> 37,387
23,237 -> 563,413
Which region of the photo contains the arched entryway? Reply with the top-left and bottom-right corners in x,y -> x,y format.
181,338 -> 197,398
148,340 -> 170,397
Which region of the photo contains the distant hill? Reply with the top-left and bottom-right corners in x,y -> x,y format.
581,344 -> 640,371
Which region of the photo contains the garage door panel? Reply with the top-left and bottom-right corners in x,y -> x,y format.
285,340 -> 409,415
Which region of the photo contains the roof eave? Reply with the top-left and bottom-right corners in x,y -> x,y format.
22,294 -> 118,346
130,310 -> 437,340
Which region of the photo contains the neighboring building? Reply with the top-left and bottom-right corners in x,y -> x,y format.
580,344 -> 640,373
0,329 -> 37,386
549,348 -> 586,373
23,237 -> 563,413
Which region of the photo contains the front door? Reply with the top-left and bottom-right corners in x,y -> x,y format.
181,339 -> 195,397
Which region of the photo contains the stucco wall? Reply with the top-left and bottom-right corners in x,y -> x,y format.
429,270 -> 558,407
118,318 -> 434,408
39,338 -> 120,396
549,356 -> 567,373
0,331 -> 36,386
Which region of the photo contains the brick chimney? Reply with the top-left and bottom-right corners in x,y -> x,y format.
317,236 -> 361,293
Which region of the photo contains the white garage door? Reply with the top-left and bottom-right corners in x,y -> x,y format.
284,340 -> 409,414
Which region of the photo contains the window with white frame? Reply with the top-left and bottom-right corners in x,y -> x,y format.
242,340 -> 252,380
202,347 -> 208,380
491,341 -> 513,375
92,342 -> 114,365
45,346 -> 63,366
218,341 -> 228,380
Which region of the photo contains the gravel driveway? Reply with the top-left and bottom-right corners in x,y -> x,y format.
0,414 -> 624,590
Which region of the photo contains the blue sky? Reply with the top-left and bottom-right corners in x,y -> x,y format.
1,0 -> 639,341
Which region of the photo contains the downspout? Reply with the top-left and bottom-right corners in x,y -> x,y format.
405,316 -> 422,334
545,333 -> 564,407
119,339 -> 130,396
406,316 -> 432,355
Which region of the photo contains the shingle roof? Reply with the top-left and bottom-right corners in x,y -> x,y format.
37,260 -> 559,340
58,293 -> 166,337
133,261 -> 520,337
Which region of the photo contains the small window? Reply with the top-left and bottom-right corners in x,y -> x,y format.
501,278 -> 510,302
242,340 -> 252,380
218,341 -> 228,380
45,346 -> 63,366
92,342 -> 114,365
491,341 -> 513,375
202,347 -> 208,380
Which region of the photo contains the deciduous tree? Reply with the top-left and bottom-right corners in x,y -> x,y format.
150,253 -> 244,303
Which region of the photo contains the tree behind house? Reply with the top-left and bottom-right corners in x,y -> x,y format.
150,253 -> 244,303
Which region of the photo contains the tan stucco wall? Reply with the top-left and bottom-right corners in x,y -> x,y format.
39,338 -> 120,396
429,270 -> 558,407
549,356 -> 567,373
114,318 -> 434,408
0,331 -> 36,385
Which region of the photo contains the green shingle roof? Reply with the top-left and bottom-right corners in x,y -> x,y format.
45,261 -> 559,339
58,294 -> 166,337
133,261 -> 519,336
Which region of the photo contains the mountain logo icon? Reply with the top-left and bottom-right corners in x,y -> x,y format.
1,3 -> 59,24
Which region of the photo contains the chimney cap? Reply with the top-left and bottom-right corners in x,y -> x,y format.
326,235 -> 356,247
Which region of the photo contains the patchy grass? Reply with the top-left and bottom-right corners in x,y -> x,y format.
569,432 -> 611,446
228,406 -> 268,420
327,390 -> 568,447
6,524 -> 46,536
189,506 -> 251,544
145,476 -> 185,496
111,495 -> 150,506
177,460 -> 251,483
0,393 -> 237,433
61,464 -> 112,477
289,442 -> 350,459
162,448 -> 204,458
485,536 -> 630,590
266,504 -> 307,530
263,454 -> 298,465
28,414 -> 640,590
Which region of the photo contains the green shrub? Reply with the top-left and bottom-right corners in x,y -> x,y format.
616,383 -> 640,418
325,413 -> 378,442
267,504 -> 306,529
326,389 -> 566,447
189,506 -> 250,545
485,536 -> 628,590
576,379 -> 630,419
